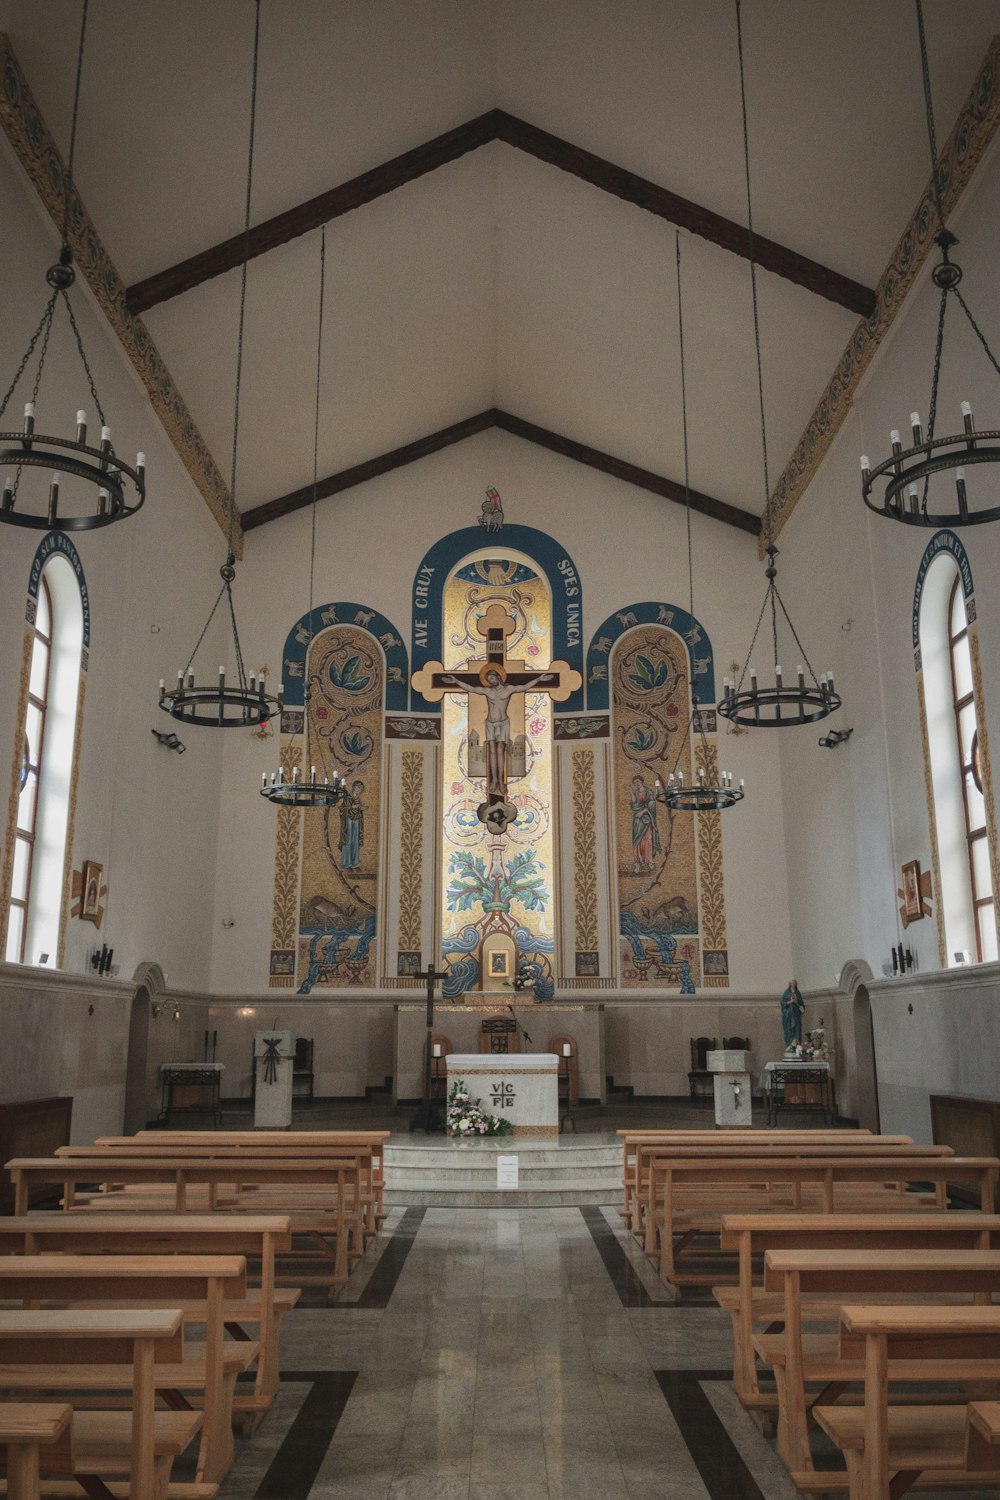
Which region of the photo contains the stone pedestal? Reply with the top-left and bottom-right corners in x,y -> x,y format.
707,1048 -> 751,1128
446,1053 -> 559,1138
254,1030 -> 293,1128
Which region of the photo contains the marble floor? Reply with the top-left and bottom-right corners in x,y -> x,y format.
209,1203 -> 994,1500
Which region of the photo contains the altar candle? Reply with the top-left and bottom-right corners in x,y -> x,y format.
562,1043 -> 571,1057
432,1044 -> 441,1058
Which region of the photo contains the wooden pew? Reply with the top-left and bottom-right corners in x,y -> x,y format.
0,1255 -> 252,1485
645,1155 -> 999,1285
717,1211 -> 1000,1405
966,1400 -> 1000,1473
633,1140 -> 946,1241
124,1131 -> 389,1227
6,1157 -> 363,1284
0,1214 -> 292,1419
0,1404 -> 71,1500
814,1305 -> 1000,1500
617,1130 -> 889,1232
0,1308 -> 200,1500
754,1247 -> 1000,1480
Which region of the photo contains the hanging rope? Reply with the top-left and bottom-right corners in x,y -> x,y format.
226,0 -> 262,563
735,0 -> 771,542
61,0 -> 90,247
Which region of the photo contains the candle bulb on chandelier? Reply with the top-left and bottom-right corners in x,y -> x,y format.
75,410 -> 87,443
2,478 -> 13,511
749,667 -> 758,693
797,665 -> 805,690
136,452 -> 145,479
23,402 -> 34,437
775,665 -> 783,690
97,488 -> 109,515
956,468 -> 969,520
260,772 -> 266,790
910,412 -> 923,445
890,430 -> 902,473
292,765 -> 299,783
860,454 -> 870,484
908,485 -> 920,515
47,473 -> 59,525
310,765 -> 316,783
961,400 -> 974,435
99,426 -> 111,458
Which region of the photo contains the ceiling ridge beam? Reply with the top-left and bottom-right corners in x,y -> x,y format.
126,110 -> 874,319
240,407 -> 760,537
766,32 -> 1000,545
126,111 -> 503,316
492,111 -> 875,319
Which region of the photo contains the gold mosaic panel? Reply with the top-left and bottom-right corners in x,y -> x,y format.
571,747 -> 599,955
694,739 -> 729,988
613,626 -> 701,989
295,627 -> 382,989
268,743 -> 302,988
440,562 -> 555,983
398,749 -> 424,954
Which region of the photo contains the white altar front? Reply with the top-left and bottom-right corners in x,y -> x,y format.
446,1053 -> 559,1138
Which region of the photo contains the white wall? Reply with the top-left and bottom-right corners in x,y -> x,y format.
209,429 -> 795,998
0,138 -> 227,992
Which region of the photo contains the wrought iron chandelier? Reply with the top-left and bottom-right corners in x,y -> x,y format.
158,0 -> 280,731
861,0 -> 1000,528
0,0 -> 145,533
717,0 -> 841,731
657,234 -> 744,813
261,228 -> 346,810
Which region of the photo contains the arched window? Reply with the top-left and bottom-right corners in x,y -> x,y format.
5,576 -> 52,962
917,538 -> 997,966
948,575 -> 996,962
4,550 -> 85,966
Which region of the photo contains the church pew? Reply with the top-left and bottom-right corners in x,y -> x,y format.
638,1144 -> 958,1253
754,1248 -> 1000,1479
0,1255 -> 252,1485
716,1211 -> 1000,1405
0,1214 -> 292,1418
644,1155 -> 999,1285
60,1144 -> 382,1238
0,1404 -> 71,1500
617,1129 -> 887,1230
813,1305 -> 1000,1500
6,1157 -> 365,1286
0,1308 -> 200,1500
126,1132 -> 389,1226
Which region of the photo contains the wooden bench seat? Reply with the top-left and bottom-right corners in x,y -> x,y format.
0,1256 -> 250,1485
814,1305 -> 1000,1499
0,1404 -> 71,1500
0,1309 -> 198,1500
754,1252 -> 1000,1480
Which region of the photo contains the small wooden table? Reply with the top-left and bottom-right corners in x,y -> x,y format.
159,1063 -> 224,1126
763,1061 -> 836,1124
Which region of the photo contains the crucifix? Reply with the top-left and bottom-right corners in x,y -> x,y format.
411,963 -> 449,1134
411,601 -> 582,834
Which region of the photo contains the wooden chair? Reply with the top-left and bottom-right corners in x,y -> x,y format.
688,1036 -> 716,1099
723,1034 -> 749,1051
480,1017 -> 521,1054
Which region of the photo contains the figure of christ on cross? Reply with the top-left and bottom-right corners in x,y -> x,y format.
439,663 -> 555,798
410,601 -> 583,835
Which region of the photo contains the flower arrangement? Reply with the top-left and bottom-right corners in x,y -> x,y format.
446,1078 -> 515,1139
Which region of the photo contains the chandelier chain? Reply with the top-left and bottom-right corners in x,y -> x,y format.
226,0 -> 262,557
225,580 -> 249,691
773,586 -> 822,684
954,288 -> 1000,382
0,294 -> 57,423
915,0 -> 946,232
63,292 -> 107,425
735,0 -> 772,539
181,580 -> 228,680
61,0 -> 90,246
674,232 -> 694,622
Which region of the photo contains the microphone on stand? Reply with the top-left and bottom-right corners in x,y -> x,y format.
508,1004 -> 532,1046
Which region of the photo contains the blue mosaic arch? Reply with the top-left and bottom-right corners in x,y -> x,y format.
26,532 -> 91,661
280,602 -> 409,713
586,601 -> 715,710
912,529 -> 976,669
410,525 -> 585,715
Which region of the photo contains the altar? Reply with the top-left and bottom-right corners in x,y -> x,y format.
446,1053 -> 559,1137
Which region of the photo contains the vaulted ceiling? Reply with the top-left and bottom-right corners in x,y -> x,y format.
4,0 -> 999,538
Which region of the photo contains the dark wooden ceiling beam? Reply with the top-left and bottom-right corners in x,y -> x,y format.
492,112 -> 875,319
240,407 -> 760,537
125,111 -> 500,316
126,110 -> 875,319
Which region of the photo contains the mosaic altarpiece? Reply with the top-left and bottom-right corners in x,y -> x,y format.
267,530 -> 729,993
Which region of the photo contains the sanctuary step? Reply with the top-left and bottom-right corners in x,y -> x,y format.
383,1135 -> 621,1207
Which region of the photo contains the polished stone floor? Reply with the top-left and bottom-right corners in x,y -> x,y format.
209,1202 -> 996,1500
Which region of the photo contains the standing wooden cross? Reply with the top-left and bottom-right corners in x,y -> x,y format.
413,964 -> 449,1134
411,602 -> 582,833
